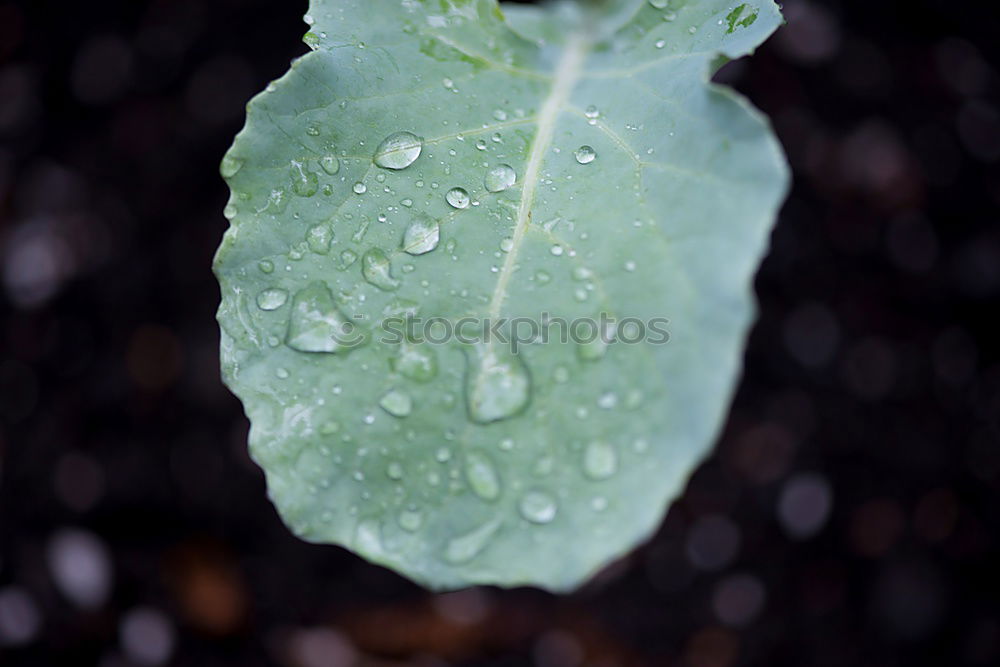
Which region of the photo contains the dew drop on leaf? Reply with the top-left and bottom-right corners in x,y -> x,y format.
256,287 -> 288,311
464,451 -> 501,500
306,225 -> 333,254
519,490 -> 557,524
484,164 -> 517,193
286,282 -> 367,354
220,155 -> 243,178
583,440 -> 618,480
446,187 -> 471,209
648,0 -> 669,8
398,507 -> 423,532
445,519 -> 501,564
402,214 -> 441,255
391,341 -> 438,382
574,146 -> 597,164
290,160 -> 319,197
373,131 -> 423,170
320,155 -> 341,175
362,248 -> 401,291
465,344 -> 531,424
353,182 -> 367,194
379,389 -> 413,417
258,259 -> 274,274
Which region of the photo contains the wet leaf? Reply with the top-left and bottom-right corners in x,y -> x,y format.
214,0 -> 788,591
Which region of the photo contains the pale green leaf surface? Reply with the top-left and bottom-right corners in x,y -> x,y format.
215,0 -> 788,591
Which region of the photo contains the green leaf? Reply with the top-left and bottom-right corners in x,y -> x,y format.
214,0 -> 788,591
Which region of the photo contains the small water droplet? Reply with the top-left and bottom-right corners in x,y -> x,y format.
401,214 -> 440,255
340,249 -> 358,268
519,490 -> 557,524
499,238 -> 514,253
256,288 -> 288,311
655,38 -> 667,49
465,451 -> 501,500
583,441 -> 618,480
550,245 -> 564,256
446,187 -> 470,209
275,367 -> 290,379
648,0 -> 669,8
493,109 -> 508,121
379,389 -> 412,417
286,282 -> 367,353
484,164 -> 516,193
258,259 -> 274,274
374,131 -> 423,170
353,182 -> 367,194
386,461 -> 404,480
362,248 -> 400,291
574,146 -> 597,165
535,270 -> 552,284
465,344 -> 531,424
320,155 -> 340,175
584,105 -> 600,119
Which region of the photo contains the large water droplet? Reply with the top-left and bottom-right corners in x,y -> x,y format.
519,490 -> 557,524
465,451 -> 501,500
391,341 -> 438,382
444,519 -> 501,563
583,441 -> 618,480
256,288 -> 288,311
306,225 -> 333,254
373,131 -> 422,170
574,146 -> 597,165
465,344 -> 531,424
286,282 -> 367,353
290,160 -> 319,197
379,389 -> 413,417
484,164 -> 516,193
402,214 -> 440,255
220,155 -> 243,178
446,187 -> 470,209
362,248 -> 401,291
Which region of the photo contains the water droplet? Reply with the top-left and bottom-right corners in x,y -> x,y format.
223,203 -> 237,219
290,160 -> 319,197
402,214 -> 440,255
435,447 -> 452,463
306,225 -> 333,254
340,249 -> 358,268
305,124 -> 321,137
484,164 -> 516,193
465,344 -> 531,424
353,182 -> 367,195
572,266 -> 593,281
591,496 -> 609,512
465,451 -> 501,500
256,288 -> 288,311
275,367 -> 290,379
655,39 -> 667,49
574,146 -> 597,165
584,105 -> 599,119
499,238 -> 514,253
446,187 -> 470,209
355,519 -> 383,554
597,392 -> 618,409
286,282 -> 367,353
648,0 -> 669,8
444,519 -> 501,563
374,131 -> 422,170
493,109 -> 508,121
379,389 -> 412,417
220,155 -> 243,178
258,259 -> 274,274
398,507 -> 423,532
391,341 -> 438,382
535,270 -> 552,284
583,441 -> 618,480
386,461 -> 404,480
550,245 -> 564,256
320,155 -> 340,175
362,248 -> 400,291
519,490 -> 557,524
475,139 -> 487,151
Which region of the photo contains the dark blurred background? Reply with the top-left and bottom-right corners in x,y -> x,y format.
1,0 -> 998,665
